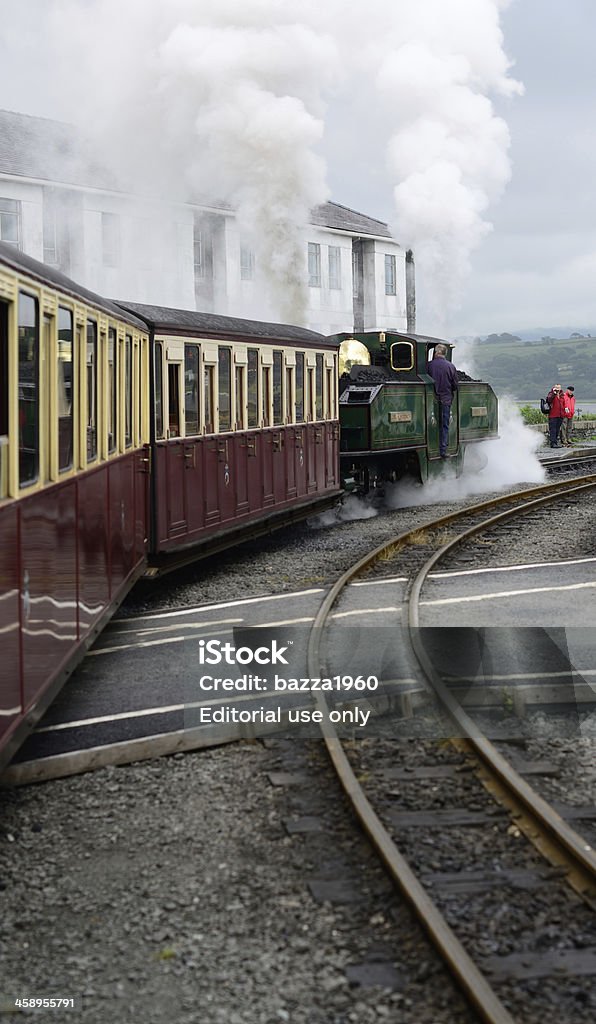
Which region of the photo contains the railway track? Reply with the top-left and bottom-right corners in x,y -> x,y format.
2,467 -> 596,1019
307,467 -> 596,1023
3,469 -> 596,786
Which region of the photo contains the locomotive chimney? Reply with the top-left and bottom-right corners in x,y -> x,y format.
405,249 -> 416,334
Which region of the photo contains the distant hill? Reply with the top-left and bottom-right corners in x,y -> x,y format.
469,326 -> 596,343
467,334 -> 596,401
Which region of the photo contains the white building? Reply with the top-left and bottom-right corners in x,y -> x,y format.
0,109 -> 414,335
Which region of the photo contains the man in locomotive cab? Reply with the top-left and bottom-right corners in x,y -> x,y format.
426,343 -> 458,458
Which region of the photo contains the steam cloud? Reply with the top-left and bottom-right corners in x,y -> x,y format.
370,0 -> 523,332
11,1 -> 521,328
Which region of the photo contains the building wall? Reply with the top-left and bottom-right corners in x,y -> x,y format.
0,173 -> 409,335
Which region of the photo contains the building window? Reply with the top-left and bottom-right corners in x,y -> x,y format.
308,242 -> 321,287
385,253 -> 397,295
102,212 -> 120,268
240,244 -> 255,281
328,246 -> 341,290
43,193 -> 59,264
352,250 -> 361,298
0,198 -> 21,248
194,226 -> 205,279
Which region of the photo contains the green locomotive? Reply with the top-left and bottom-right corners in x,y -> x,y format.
335,330 -> 498,491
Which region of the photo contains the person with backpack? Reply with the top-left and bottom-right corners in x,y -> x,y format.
561,386 -> 576,446
545,384 -> 566,447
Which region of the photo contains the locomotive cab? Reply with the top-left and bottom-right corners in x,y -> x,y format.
334,330 -> 498,491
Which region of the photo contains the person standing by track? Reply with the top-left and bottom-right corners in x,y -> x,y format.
561,386 -> 576,446
546,383 -> 566,447
427,343 -> 459,458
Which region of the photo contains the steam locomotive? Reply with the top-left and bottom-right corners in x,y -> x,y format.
336,329 -> 498,491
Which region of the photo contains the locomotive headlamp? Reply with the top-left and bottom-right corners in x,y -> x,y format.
339,338 -> 371,375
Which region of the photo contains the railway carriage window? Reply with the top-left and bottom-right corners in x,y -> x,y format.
235,365 -> 244,429
57,308 -> 74,473
19,294 -> 40,485
125,335 -> 133,447
86,320 -> 98,462
307,367 -> 315,421
0,303 -> 8,437
285,367 -> 293,423
204,366 -> 214,433
262,366 -> 271,427
0,302 -> 8,497
326,367 -> 333,419
218,347 -> 232,431
18,294 -> 39,486
108,328 -> 117,453
168,364 -> 181,438
390,341 -> 414,371
295,353 -> 304,422
154,342 -> 164,439
247,349 -> 258,428
315,354 -> 323,420
184,344 -> 200,436
272,351 -> 283,425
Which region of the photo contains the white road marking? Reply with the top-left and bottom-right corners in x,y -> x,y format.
430,556 -> 596,579
111,588 -> 325,624
421,580 -> 596,607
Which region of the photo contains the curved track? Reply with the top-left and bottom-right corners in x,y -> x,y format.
307,469 -> 596,1024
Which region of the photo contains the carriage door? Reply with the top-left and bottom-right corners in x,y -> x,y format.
165,340 -> 187,536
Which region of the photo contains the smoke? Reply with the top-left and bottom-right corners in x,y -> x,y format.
3,2 -> 521,327
365,0 -> 523,334
384,398 -> 545,509
49,0 -> 338,322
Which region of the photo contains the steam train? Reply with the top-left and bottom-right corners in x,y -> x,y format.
0,241 -> 497,769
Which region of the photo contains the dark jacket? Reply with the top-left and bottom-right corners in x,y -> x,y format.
426,355 -> 458,404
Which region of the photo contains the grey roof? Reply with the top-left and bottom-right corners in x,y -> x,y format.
311,202 -> 392,238
0,240 -> 147,330
0,109 -> 394,238
117,301 -> 335,347
0,109 -> 117,189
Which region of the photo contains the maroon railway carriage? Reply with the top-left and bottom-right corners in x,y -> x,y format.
119,302 -> 342,573
0,242 -> 151,770
0,245 -> 342,771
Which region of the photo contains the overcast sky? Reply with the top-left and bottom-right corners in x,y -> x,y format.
320,0 -> 596,336
1,1 -> 594,337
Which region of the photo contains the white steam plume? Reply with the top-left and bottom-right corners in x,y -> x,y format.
51,0 -> 338,322
22,1 -> 521,328
365,0 -> 523,333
